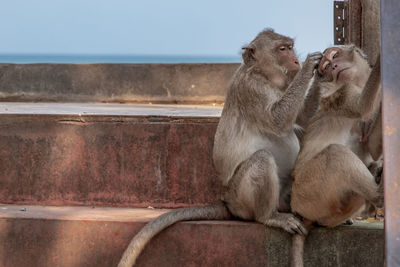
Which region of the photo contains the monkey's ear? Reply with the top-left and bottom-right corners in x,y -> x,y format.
242,45 -> 256,65
353,46 -> 368,62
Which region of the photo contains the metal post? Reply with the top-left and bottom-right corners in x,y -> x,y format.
381,0 -> 400,266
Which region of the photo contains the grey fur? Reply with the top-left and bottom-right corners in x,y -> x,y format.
214,29 -> 322,235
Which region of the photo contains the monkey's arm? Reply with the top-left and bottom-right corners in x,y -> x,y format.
357,54 -> 381,119
296,76 -> 321,129
364,105 -> 383,160
269,52 -> 322,134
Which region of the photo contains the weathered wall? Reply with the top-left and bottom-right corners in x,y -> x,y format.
0,114 -> 221,208
0,63 -> 239,103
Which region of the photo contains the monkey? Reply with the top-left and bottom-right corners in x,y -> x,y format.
213,29 -> 322,232
289,46 -> 383,267
117,29 -> 322,267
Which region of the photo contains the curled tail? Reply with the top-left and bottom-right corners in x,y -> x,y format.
290,219 -> 313,267
118,202 -> 230,267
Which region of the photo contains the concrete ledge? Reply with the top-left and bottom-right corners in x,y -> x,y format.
0,205 -> 267,267
0,205 -> 384,267
0,63 -> 239,103
267,220 -> 384,267
0,102 -> 222,117
0,104 -> 222,208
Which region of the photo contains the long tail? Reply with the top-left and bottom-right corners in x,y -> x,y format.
290,219 -> 313,267
118,202 -> 230,267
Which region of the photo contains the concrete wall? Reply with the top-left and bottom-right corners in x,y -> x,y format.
0,63 -> 239,103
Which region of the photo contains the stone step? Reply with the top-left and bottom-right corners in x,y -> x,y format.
0,204 -> 384,267
0,63 -> 238,103
0,103 -> 222,208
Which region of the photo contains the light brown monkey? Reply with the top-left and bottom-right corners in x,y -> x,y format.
118,29 -> 321,267
290,46 -> 383,267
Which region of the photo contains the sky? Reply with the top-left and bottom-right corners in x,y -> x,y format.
0,0 -> 333,60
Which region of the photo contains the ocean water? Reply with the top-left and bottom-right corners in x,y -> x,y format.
0,54 -> 241,64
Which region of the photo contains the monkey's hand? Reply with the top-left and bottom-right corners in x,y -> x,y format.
301,52 -> 323,79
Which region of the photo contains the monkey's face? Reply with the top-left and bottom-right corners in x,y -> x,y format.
318,47 -> 355,84
318,46 -> 371,96
274,42 -> 300,79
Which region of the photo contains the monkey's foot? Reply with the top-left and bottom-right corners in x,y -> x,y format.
264,212 -> 307,235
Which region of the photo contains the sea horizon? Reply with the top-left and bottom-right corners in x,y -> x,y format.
0,53 -> 242,64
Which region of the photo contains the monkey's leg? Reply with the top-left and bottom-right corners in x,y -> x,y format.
296,144 -> 383,226
325,144 -> 384,208
359,160 -> 383,219
292,143 -> 384,227
223,149 -> 307,235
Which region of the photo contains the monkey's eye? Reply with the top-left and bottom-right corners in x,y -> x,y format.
288,45 -> 293,50
333,51 -> 339,59
279,46 -> 286,51
322,61 -> 330,70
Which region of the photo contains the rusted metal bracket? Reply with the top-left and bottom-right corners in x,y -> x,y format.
381,0 -> 400,266
334,1 -> 348,44
334,0 -> 362,47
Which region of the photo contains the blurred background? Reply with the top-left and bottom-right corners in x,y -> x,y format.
0,0 -> 333,63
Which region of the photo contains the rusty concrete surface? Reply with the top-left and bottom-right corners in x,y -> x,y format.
0,205 -> 383,267
0,204 -> 266,267
0,63 -> 238,103
0,112 -> 221,208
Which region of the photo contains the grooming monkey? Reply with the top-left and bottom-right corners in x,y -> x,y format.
290,46 -> 383,267
118,29 -> 322,267
213,29 -> 322,232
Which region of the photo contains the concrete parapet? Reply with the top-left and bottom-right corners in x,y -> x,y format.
0,63 -> 239,103
0,205 -> 384,267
